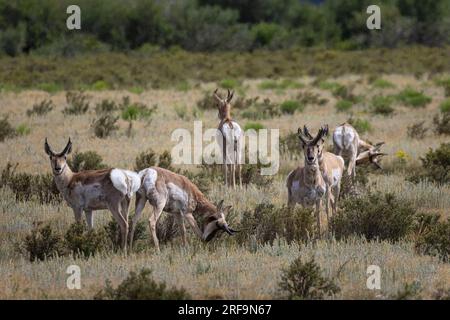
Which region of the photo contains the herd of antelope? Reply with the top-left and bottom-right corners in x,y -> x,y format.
43,89 -> 385,253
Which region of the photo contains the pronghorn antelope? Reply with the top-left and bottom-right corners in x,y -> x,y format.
213,89 -> 243,188
332,123 -> 385,178
287,125 -> 344,234
129,167 -> 238,251
44,138 -> 140,251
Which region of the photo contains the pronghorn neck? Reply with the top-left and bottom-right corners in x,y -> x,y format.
53,165 -> 74,192
195,194 -> 217,218
303,161 -> 322,187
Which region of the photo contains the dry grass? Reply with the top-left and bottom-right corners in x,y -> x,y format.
0,73 -> 449,299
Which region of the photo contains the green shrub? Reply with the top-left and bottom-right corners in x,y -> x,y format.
174,105 -> 188,120
36,83 -> 62,93
318,81 -> 341,91
0,116 -> 16,141
22,223 -> 65,262
241,98 -> 280,120
197,92 -> 215,110
414,213 -> 450,262
371,95 -> 395,116
416,143 -> 450,184
219,78 -> 240,90
331,192 -> 416,241
64,222 -> 112,258
390,282 -> 422,300
67,151 -> 107,172
95,99 -> 118,114
92,115 -> 119,138
91,80 -> 110,91
15,124 -> 31,136
433,112 -> 450,135
297,91 -> 328,106
1,162 -> 61,203
240,163 -> 274,187
440,99 -> 450,113
407,121 -> 428,139
237,204 -> 315,245
94,268 -> 191,300
371,78 -> 395,89
347,117 -> 372,134
105,218 -> 148,250
258,79 -> 304,90
335,99 -> 353,113
134,149 -> 158,171
27,99 -> 54,117
280,100 -> 304,114
158,150 -> 174,171
278,257 -> 340,300
244,122 -> 264,131
120,97 -> 157,120
63,91 -> 90,115
396,88 -> 432,108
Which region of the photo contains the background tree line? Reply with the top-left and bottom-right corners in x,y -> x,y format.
0,0 -> 449,57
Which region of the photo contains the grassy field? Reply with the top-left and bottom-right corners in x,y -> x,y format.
0,63 -> 449,299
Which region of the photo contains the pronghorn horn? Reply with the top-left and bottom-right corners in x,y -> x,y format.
213,88 -> 222,101
297,127 -> 308,145
57,138 -> 72,157
303,125 -> 313,139
44,138 -> 55,156
227,90 -> 234,103
217,199 -> 224,211
310,126 -> 327,146
223,225 -> 234,236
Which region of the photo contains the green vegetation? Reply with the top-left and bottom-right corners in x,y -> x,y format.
440,99 -> 450,113
27,99 -> 54,117
335,99 -> 353,113
371,95 -> 395,116
95,268 -> 191,300
280,100 -> 304,114
279,257 -> 340,300
396,88 -> 432,108
371,78 -> 395,89
244,122 -> 265,131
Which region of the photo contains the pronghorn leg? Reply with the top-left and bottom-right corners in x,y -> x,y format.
129,192 -> 146,248
149,202 -> 164,252
315,199 -> 322,238
332,184 -> 340,216
84,210 -> 93,230
73,208 -> 83,224
177,211 -> 187,246
107,200 -> 128,253
184,213 -> 203,239
238,164 -> 242,188
232,163 -> 236,189
120,197 -> 131,250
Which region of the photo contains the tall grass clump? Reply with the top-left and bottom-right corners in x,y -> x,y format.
94,268 -> 191,300
335,99 -> 353,113
27,99 -> 54,117
407,121 -> 428,139
414,213 -> 450,262
347,117 -> 372,134
409,143 -> 450,184
371,78 -> 395,89
371,95 -> 395,116
22,223 -> 65,262
64,222 -> 112,258
92,115 -> 119,138
278,257 -> 340,300
433,112 -> 450,135
0,116 -> 16,141
63,91 -> 90,115
440,99 -> 450,113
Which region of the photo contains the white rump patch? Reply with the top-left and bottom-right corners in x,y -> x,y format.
110,169 -> 141,198
140,168 -> 158,192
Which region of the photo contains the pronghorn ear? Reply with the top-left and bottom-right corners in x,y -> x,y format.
61,138 -> 72,156
297,128 -> 307,146
44,138 -> 53,156
223,205 -> 232,216
217,199 -> 224,211
213,89 -> 222,102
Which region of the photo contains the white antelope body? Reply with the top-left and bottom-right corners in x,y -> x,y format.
213,89 -> 243,188
130,167 -> 237,251
44,138 -> 140,251
333,123 -> 385,178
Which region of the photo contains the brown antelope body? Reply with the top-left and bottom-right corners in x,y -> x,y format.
130,167 -> 238,251
44,138 -> 140,252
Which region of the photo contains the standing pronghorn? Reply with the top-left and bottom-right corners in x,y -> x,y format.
332,123 -> 385,179
287,125 -> 344,235
213,89 -> 243,188
129,167 -> 238,251
44,138 -> 140,252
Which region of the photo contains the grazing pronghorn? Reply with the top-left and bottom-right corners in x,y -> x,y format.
213,89 -> 243,188
44,138 -> 140,252
287,125 -> 344,235
129,167 -> 238,251
332,123 -> 385,178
